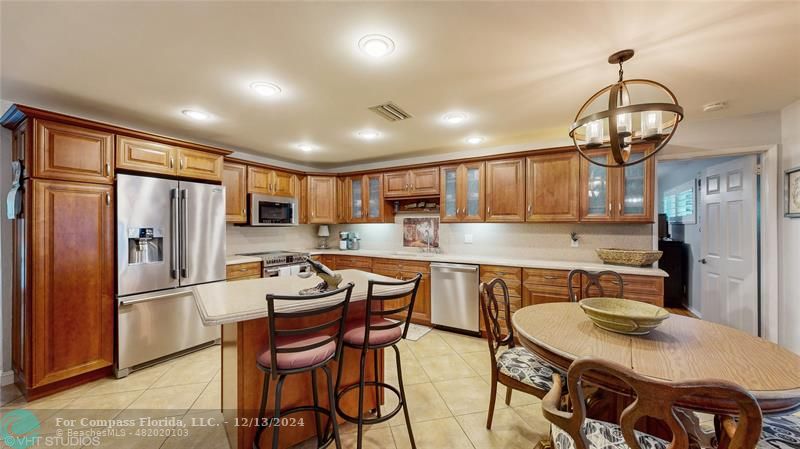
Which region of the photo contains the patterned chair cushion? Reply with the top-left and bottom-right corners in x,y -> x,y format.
496,346 -> 565,391
552,419 -> 668,449
759,414 -> 800,449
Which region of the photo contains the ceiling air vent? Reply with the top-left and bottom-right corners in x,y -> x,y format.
369,102 -> 413,122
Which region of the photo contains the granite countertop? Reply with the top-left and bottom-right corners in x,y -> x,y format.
193,269 -> 409,326
225,255 -> 263,266
300,248 -> 669,277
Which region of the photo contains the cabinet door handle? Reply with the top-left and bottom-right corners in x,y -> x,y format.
105,192 -> 111,206
527,204 -> 532,215
105,163 -> 111,176
543,275 -> 557,280
169,157 -> 174,169
618,202 -> 622,214
608,202 -> 612,212
404,184 -> 408,190
242,208 -> 246,216
410,184 -> 414,190
487,206 -> 491,215
179,158 -> 184,169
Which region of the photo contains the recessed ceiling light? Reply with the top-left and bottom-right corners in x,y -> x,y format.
465,136 -> 485,145
356,129 -> 381,140
182,109 -> 209,121
358,34 -> 395,58
250,82 -> 282,97
703,101 -> 728,112
296,143 -> 316,152
442,112 -> 468,125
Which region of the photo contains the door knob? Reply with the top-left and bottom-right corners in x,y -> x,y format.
699,258 -> 707,264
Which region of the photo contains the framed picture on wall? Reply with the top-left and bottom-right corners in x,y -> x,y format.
786,166 -> 800,218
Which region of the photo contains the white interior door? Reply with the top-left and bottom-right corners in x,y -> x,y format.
700,156 -> 758,335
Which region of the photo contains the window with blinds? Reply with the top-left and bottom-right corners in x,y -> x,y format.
663,179 -> 696,224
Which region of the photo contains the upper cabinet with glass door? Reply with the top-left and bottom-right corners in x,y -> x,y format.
348,174 -> 388,223
440,162 -> 485,223
578,144 -> 655,223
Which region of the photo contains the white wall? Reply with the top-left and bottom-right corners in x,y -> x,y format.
780,100 -> 800,354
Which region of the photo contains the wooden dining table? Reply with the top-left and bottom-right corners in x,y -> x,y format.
512,303 -> 800,417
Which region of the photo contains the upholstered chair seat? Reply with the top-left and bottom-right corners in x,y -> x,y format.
257,333 -> 337,370
496,347 -> 565,391
343,317 -> 403,346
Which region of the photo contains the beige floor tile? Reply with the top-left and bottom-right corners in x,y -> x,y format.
151,356 -> 221,388
381,382 -> 451,426
406,333 -> 453,359
416,353 -> 479,382
119,383 -> 207,419
391,417 -> 474,449
439,332 -> 489,354
161,410 -> 229,449
511,402 -> 552,441
0,383 -> 23,407
460,351 -> 493,379
433,376 -> 508,416
84,366 -> 168,397
457,408 -> 542,449
340,426 -> 397,449
88,429 -> 169,449
190,380 -> 221,412
384,351 -> 431,386
38,390 -> 143,434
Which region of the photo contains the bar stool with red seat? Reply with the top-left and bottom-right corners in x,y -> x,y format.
334,274 -> 422,449
253,282 -> 355,449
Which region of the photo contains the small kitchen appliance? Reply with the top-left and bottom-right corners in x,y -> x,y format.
339,232 -> 350,250
249,193 -> 298,226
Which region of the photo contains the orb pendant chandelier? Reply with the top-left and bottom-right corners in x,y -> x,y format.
569,49 -> 684,167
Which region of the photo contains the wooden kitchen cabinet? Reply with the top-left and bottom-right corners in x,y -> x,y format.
591,273 -> 664,306
223,162 -> 248,223
311,254 -> 337,269
226,262 -> 262,281
34,119 -> 114,184
176,147 -> 223,181
116,135 -> 176,176
485,158 -> 526,222
372,258 -> 431,325
522,268 -> 573,306
24,179 -> 115,395
336,177 -> 348,223
579,144 -> 655,223
440,162 -> 485,222
248,166 -> 297,197
334,255 -> 372,271
347,174 -> 387,223
526,151 -> 580,222
479,266 -> 522,333
383,167 -> 440,198
306,175 -> 338,224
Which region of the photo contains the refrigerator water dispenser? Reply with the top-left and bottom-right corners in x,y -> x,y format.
127,227 -> 163,264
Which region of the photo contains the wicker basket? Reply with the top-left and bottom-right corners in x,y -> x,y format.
596,248 -> 663,267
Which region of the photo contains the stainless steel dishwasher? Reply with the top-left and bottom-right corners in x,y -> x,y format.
430,262 -> 480,333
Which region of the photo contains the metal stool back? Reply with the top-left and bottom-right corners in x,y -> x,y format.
336,274 -> 422,449
254,282 -> 355,449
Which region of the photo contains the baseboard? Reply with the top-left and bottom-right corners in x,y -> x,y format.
686,306 -> 702,319
1,370 -> 14,386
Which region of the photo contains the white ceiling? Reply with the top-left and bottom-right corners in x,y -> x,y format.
2,2 -> 798,168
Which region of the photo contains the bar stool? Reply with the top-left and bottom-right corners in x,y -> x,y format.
253,282 -> 355,449
334,274 -> 422,449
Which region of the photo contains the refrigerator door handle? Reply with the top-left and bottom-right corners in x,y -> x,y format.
180,189 -> 188,278
170,188 -> 179,279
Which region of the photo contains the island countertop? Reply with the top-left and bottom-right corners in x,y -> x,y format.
193,269 -> 408,326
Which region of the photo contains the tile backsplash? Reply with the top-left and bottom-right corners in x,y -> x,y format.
225,224 -> 319,255
225,217 -> 654,263
332,214 -> 654,262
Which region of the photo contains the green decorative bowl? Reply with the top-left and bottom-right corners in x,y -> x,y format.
579,297 -> 670,335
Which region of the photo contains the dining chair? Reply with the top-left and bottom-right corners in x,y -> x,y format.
567,269 -> 625,302
253,282 -> 355,449
479,278 -> 566,429
718,411 -> 800,449
334,274 -> 422,449
541,357 -> 763,449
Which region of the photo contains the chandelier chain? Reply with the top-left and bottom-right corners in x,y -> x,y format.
618,61 -> 624,82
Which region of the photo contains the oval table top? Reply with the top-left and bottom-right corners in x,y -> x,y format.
512,303 -> 800,415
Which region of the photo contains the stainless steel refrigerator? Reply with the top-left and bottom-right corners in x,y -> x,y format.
116,174 -> 225,377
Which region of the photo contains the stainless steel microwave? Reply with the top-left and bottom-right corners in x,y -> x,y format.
249,194 -> 298,226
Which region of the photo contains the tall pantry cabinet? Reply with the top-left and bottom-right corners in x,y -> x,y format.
3,106 -> 115,399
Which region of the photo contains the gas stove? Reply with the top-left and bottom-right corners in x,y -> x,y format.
237,250 -> 309,267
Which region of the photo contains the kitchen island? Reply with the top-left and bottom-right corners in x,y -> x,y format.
194,269 -> 406,449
